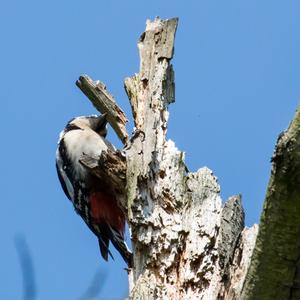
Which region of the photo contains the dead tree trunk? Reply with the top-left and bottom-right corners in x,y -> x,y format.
123,17 -> 257,300
77,17 -> 300,300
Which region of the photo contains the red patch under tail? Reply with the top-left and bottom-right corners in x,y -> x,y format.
89,191 -> 125,237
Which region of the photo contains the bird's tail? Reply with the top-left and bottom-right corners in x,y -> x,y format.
98,236 -> 114,261
97,224 -> 132,267
108,225 -> 133,267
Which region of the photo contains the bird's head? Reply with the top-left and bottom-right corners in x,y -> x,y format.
68,114 -> 108,137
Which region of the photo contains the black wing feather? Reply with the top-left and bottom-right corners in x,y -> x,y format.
55,161 -> 72,200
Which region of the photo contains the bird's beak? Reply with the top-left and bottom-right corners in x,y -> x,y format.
96,113 -> 108,132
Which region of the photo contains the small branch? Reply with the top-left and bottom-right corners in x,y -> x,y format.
76,75 -> 128,144
15,235 -> 37,300
241,106 -> 300,300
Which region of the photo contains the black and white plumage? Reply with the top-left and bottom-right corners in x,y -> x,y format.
56,114 -> 132,266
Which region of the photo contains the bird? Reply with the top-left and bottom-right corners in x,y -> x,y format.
56,114 -> 132,266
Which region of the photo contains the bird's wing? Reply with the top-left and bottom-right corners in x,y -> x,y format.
55,147 -> 74,200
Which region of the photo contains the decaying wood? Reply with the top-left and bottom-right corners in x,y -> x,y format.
241,107 -> 300,300
76,75 -> 128,144
124,17 -> 258,300
222,225 -> 258,299
77,16 -> 300,300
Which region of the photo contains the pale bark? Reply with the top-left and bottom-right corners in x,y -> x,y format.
77,17 -> 300,300
124,18 -> 257,300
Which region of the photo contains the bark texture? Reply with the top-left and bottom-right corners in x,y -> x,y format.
124,18 -> 258,300
241,107 -> 300,300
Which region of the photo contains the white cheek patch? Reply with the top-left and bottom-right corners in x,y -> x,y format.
65,130 -> 107,157
63,128 -> 109,181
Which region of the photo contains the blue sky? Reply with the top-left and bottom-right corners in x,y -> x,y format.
1,1 -> 300,299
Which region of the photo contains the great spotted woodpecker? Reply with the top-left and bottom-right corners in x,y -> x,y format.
56,114 -> 132,266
